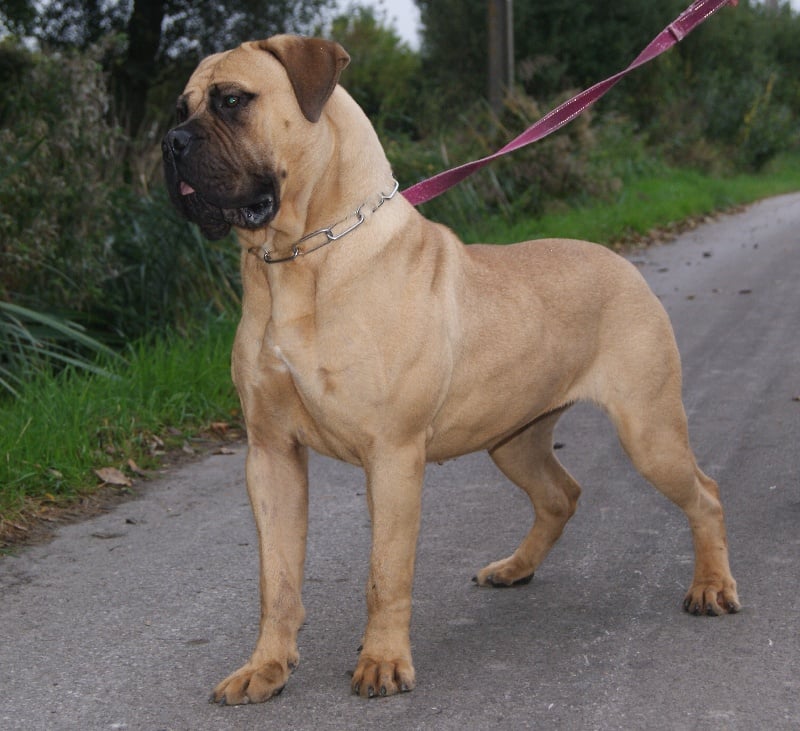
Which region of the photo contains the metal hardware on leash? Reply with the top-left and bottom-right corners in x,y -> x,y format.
261,178 -> 399,264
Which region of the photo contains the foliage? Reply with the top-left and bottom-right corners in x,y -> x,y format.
3,0 -> 336,56
0,301 -> 120,397
0,0 -> 339,135
416,0 -> 800,170
416,0 -> 683,120
388,89 -> 653,230
671,1 -> 800,170
329,5 -> 423,137
0,41 -> 124,311
0,40 -> 241,380
95,189 -> 241,341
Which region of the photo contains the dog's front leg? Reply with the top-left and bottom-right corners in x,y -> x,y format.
351,443 -> 425,698
211,442 -> 309,705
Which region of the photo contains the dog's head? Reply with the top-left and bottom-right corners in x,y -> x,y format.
162,36 -> 350,240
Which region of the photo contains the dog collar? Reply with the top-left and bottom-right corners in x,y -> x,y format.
251,178 -> 399,264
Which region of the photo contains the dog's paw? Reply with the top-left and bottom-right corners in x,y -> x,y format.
473,556 -> 535,588
351,655 -> 415,698
682,580 -> 741,616
210,659 -> 295,705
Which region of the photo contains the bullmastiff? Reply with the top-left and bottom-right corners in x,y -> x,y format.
162,35 -> 740,704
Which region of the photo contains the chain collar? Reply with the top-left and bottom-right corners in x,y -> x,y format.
249,179 -> 399,264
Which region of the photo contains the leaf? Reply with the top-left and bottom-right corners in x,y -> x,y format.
127,459 -> 147,476
94,467 -> 132,486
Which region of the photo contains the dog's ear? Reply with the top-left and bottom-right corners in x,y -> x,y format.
258,35 -> 350,123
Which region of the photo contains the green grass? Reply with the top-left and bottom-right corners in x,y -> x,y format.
0,319 -> 239,534
459,152 -> 800,244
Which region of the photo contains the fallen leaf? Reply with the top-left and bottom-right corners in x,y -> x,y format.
127,459 -> 147,477
214,446 -> 237,455
210,421 -> 230,435
94,467 -> 132,487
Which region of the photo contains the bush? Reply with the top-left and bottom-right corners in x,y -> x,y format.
389,88 -> 640,230
96,189 -> 240,341
0,41 -> 125,312
0,39 -> 241,353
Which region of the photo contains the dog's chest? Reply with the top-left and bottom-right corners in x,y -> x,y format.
259,319 -> 366,453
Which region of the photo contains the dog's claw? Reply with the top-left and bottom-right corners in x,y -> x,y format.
683,585 -> 740,617
483,572 -> 534,588
351,655 -> 416,698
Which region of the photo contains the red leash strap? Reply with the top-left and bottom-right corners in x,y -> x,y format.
401,0 -> 737,207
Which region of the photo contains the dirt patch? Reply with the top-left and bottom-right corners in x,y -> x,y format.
1,433 -> 244,553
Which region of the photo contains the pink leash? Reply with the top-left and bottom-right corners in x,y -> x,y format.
401,0 -> 737,207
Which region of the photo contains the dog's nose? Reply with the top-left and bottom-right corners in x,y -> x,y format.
162,128 -> 193,160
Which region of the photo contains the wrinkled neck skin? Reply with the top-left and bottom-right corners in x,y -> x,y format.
234,86 -> 395,266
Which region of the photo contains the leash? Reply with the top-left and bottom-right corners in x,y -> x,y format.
401,0 -> 737,207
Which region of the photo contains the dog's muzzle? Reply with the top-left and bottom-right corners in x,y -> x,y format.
162,127 -> 279,241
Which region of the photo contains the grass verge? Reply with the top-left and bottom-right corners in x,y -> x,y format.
0,318 -> 240,545
458,152 -> 800,244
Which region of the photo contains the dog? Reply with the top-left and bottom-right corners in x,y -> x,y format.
162,35 -> 740,704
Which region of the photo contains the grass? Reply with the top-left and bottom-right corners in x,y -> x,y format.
459,152 -> 800,244
2,152 -> 800,541
0,318 -> 240,539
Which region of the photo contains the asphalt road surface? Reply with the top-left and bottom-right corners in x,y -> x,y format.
2,193 -> 799,731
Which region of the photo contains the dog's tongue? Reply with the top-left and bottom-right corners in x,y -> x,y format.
180,181 -> 195,196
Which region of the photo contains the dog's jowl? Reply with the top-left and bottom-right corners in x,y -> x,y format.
162,35 -> 740,704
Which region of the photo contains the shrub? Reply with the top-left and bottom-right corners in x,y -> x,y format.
0,39 -> 241,355
389,88 -> 636,231
0,40 -> 126,312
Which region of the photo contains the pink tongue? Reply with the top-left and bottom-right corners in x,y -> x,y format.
180,181 -> 195,196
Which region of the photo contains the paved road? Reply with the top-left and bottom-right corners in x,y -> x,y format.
2,194 -> 799,731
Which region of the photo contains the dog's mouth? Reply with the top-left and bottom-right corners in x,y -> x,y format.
171,175 -> 280,241
179,180 -> 277,225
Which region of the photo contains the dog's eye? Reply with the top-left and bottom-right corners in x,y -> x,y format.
224,95 -> 240,109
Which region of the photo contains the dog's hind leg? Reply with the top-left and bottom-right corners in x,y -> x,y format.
476,409 -> 581,587
604,374 -> 740,616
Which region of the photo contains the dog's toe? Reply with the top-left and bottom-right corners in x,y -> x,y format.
474,556 -> 535,587
351,655 -> 415,699
211,660 -> 292,705
683,580 -> 740,617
